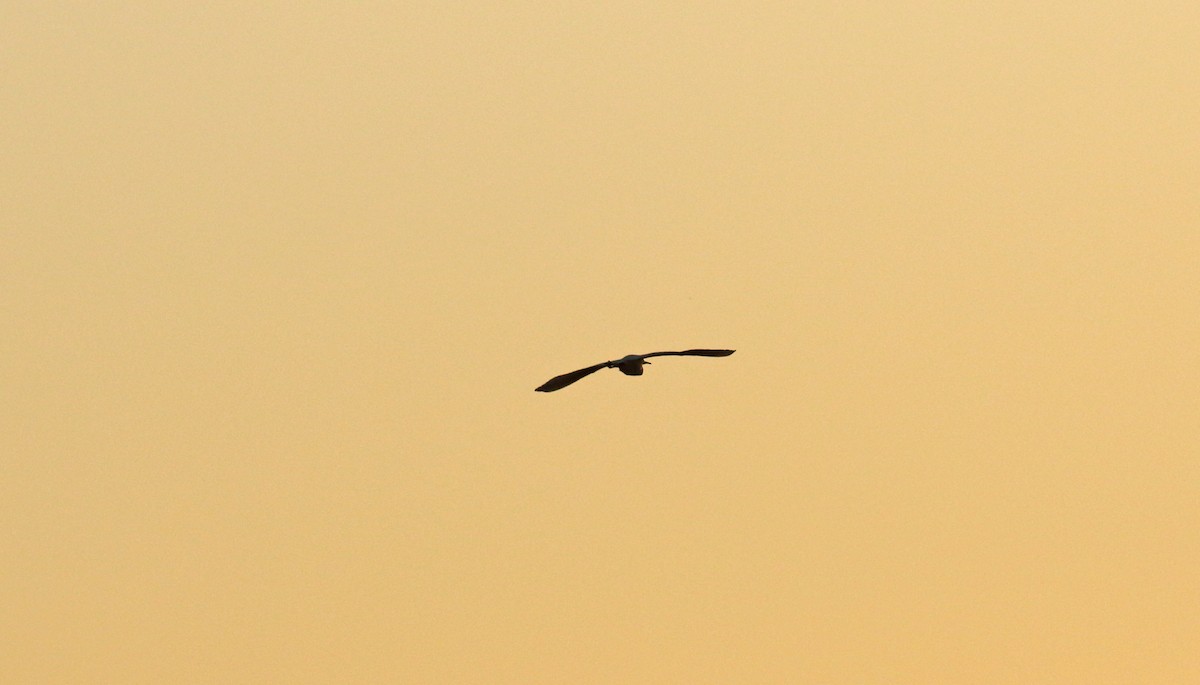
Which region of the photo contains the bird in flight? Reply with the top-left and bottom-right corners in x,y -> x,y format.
535,349 -> 735,392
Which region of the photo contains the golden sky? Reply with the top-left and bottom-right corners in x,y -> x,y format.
4,2 -> 1198,682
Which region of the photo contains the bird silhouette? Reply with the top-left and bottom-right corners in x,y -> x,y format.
535,349 -> 735,392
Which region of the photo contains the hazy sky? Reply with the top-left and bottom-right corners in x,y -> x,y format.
4,2 -> 1198,683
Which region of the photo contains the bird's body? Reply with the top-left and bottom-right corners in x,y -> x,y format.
535,349 -> 734,392
614,354 -> 649,376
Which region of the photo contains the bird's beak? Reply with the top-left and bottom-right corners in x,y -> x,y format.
644,360 -> 652,364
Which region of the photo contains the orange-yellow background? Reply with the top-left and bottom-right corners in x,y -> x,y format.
3,3 -> 1197,682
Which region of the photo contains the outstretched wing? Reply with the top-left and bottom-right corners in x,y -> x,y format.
535,361 -> 611,392
641,349 -> 735,359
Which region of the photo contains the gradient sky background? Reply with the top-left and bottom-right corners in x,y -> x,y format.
4,2 -> 1198,683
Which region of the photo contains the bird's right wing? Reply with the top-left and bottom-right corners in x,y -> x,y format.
535,361 -> 610,392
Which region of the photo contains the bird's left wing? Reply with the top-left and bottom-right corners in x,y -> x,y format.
535,360 -> 611,392
641,349 -> 735,359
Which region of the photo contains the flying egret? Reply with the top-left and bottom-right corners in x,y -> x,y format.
535,349 -> 735,392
